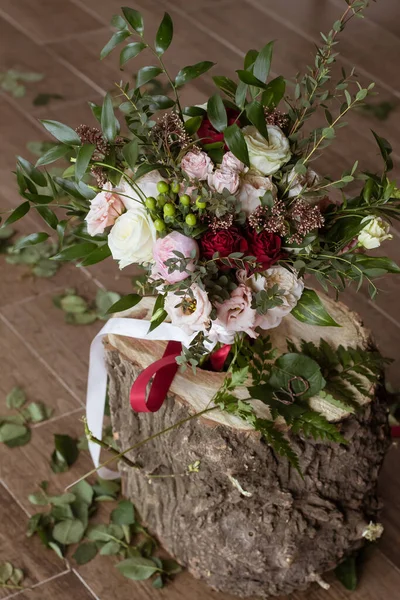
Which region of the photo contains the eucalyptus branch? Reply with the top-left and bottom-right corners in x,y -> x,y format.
83,419 -> 140,470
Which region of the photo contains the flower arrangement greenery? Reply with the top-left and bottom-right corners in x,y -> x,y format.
2,0 -> 398,468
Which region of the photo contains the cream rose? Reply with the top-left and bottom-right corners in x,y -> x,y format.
357,217 -> 392,250
243,125 -> 291,175
165,284 -> 212,336
237,171 -> 277,216
120,171 -> 166,210
108,206 -> 157,269
248,266 -> 304,330
284,167 -> 320,199
208,168 -> 240,194
181,151 -> 213,181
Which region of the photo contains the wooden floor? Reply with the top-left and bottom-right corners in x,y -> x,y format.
0,0 -> 400,598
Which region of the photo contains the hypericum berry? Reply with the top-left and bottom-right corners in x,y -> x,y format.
157,181 -> 170,194
170,181 -> 180,194
196,196 -> 206,209
180,194 -> 191,206
145,196 -> 156,210
154,219 -> 166,232
163,203 -> 176,217
185,213 -> 197,227
157,194 -> 168,207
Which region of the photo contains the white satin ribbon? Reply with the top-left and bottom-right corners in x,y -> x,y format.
86,317 -> 193,479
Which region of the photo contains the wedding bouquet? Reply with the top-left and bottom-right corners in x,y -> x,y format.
5,1 -> 399,465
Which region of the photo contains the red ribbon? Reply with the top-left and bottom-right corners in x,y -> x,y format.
210,344 -> 232,372
391,425 -> 400,438
130,341 -> 182,413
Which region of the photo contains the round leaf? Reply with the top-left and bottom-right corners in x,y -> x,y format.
116,557 -> 159,581
73,542 -> 98,565
53,519 -> 85,545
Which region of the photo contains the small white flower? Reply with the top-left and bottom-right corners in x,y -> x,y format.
248,266 -> 304,330
362,521 -> 384,542
243,125 -> 291,176
108,206 -> 157,269
358,216 -> 392,249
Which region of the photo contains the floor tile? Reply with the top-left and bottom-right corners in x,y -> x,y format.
15,572 -> 96,600
0,411 -> 91,515
0,483 -> 66,599
1,279 -> 104,401
0,16 -> 96,114
0,0 -> 100,44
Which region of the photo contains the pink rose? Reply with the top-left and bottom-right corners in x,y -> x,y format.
165,284 -> 212,336
208,168 -> 240,194
181,151 -> 213,181
85,183 -> 125,236
153,231 -> 199,284
237,172 -> 277,216
216,284 -> 257,338
221,151 -> 247,173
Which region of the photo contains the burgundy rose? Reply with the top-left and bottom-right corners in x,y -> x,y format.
197,109 -> 241,146
200,227 -> 248,263
246,228 -> 282,271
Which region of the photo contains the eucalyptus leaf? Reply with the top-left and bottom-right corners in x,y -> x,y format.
52,242 -> 97,261
13,232 -> 49,251
253,41 -> 274,83
3,202 -> 30,226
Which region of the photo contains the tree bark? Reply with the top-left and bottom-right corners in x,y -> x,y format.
105,295 -> 390,598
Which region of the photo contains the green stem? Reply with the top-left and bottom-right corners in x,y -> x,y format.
86,431 -> 140,470
65,406 -> 218,490
93,162 -> 147,203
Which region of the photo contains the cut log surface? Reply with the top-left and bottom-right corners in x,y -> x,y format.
106,293 -> 390,598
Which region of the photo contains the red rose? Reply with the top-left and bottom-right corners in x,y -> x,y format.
197,109 -> 241,146
200,227 -> 248,263
246,229 -> 282,271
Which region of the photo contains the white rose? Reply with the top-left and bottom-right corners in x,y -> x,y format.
243,125 -> 291,176
248,266 -> 304,330
204,321 -> 236,350
357,217 -> 392,250
164,284 -> 212,336
108,206 -> 157,269
284,167 -> 320,199
120,170 -> 165,210
208,168 -> 240,194
237,171 -> 277,215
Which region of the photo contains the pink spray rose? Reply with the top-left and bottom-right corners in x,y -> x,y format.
85,182 -> 125,236
208,168 -> 240,194
181,151 -> 213,181
165,284 -> 212,336
153,231 -> 199,284
221,151 -> 247,173
216,284 -> 257,338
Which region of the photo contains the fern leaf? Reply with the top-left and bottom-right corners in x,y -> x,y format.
256,418 -> 302,475
319,390 -> 356,414
291,411 -> 348,445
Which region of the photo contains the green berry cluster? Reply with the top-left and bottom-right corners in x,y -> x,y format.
145,181 -> 207,235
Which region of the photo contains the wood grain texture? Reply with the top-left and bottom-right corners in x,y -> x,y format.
14,572 -> 96,600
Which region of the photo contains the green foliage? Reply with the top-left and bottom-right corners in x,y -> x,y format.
52,288 -> 122,325
0,386 -> 53,448
0,561 -> 24,590
27,479 -> 181,589
291,289 -> 341,327
335,555 -> 358,591
50,434 -> 79,473
0,68 -> 43,99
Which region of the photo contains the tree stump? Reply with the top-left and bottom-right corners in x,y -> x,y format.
105,295 -> 390,598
